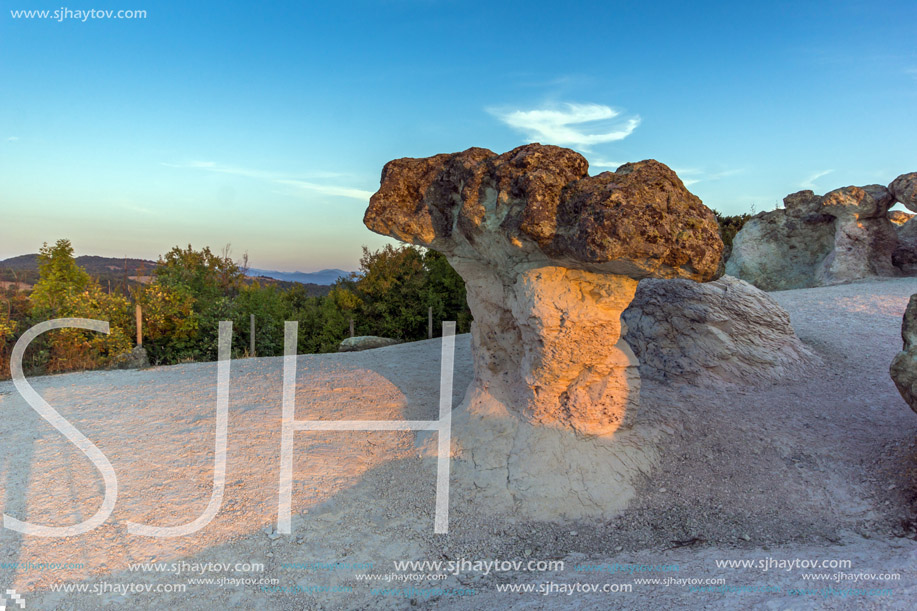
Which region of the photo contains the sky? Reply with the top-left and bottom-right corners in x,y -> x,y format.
1,0 -> 915,272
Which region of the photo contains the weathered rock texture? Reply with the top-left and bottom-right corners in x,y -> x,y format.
890,294 -> 917,413
889,173 -> 917,212
338,336 -> 400,352
365,143 -> 723,436
622,275 -> 821,387
367,144 -> 723,520
893,218 -> 917,275
726,174 -> 917,290
889,210 -> 914,226
110,346 -> 149,370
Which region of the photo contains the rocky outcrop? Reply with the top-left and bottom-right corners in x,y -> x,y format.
365,143 -> 723,436
890,294 -> 917,413
338,336 -> 400,352
622,275 -> 820,387
893,218 -> 917,275
724,200 -> 836,291
889,173 -> 917,212
726,174 -> 916,290
889,210 -> 914,226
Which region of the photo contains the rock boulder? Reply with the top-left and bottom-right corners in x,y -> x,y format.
622,275 -> 820,387
893,218 -> 917,275
338,336 -> 401,352
891,294 -> 917,413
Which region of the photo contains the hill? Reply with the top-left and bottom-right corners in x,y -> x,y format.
247,267 -> 351,285
0,254 -> 332,296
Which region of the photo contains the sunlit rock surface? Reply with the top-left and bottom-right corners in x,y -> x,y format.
365,143 -> 722,436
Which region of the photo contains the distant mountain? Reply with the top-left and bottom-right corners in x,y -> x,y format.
0,254 -> 158,288
0,254 -> 156,272
248,268 -> 352,286
1,253 -> 156,272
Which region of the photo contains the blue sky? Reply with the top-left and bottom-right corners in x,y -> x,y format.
1,0 -> 915,271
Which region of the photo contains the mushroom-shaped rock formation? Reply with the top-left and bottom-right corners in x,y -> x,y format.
891,294 -> 917,414
365,144 -> 723,436
726,178 -> 907,290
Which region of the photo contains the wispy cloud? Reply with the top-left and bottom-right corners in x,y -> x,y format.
6,136 -> 19,142
670,167 -> 702,186
489,102 -> 640,151
276,179 -> 375,201
161,161 -> 373,201
800,169 -> 833,190
905,67 -> 917,80
590,158 -> 627,170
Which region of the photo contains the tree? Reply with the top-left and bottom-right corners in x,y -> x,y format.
353,245 -> 429,339
154,244 -> 245,304
29,239 -> 132,372
423,249 -> 472,334
134,282 -> 199,365
30,239 -> 91,315
150,244 -> 245,362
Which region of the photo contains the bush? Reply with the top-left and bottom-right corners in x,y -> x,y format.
713,211 -> 752,261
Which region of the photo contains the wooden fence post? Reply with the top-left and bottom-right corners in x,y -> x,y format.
135,304 -> 142,346
250,314 -> 256,357
428,306 -> 433,339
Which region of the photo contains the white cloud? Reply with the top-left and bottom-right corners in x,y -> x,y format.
276,179 -> 374,201
590,158 -> 627,170
161,161 -> 372,201
6,136 -> 19,142
800,169 -> 833,190
672,167 -> 701,186
490,102 -> 640,151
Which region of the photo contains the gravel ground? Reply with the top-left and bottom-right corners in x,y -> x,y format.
0,277 -> 915,610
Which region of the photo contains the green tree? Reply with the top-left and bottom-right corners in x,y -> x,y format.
30,239 -> 91,315
29,239 -> 132,372
423,249 -> 472,334
352,245 -> 429,339
154,244 -> 245,302
134,282 -> 199,365
230,281 -> 295,358
149,244 -> 245,362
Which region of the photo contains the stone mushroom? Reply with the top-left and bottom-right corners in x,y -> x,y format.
364,143 -> 723,436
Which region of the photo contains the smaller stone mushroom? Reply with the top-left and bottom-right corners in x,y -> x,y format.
364,144 -> 723,436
